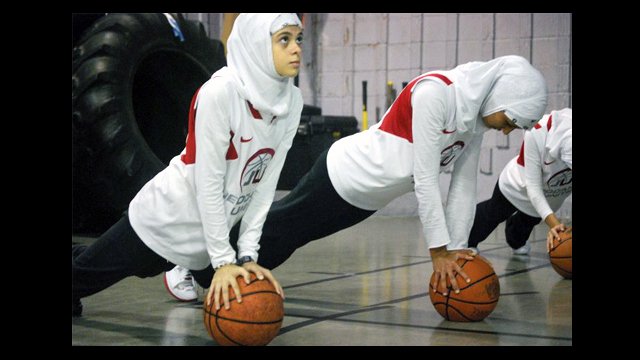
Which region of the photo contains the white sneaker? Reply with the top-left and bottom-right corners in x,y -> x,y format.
512,243 -> 531,255
468,247 -> 479,256
164,265 -> 198,302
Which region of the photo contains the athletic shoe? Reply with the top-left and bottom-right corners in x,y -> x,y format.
512,243 -> 531,255
164,266 -> 198,302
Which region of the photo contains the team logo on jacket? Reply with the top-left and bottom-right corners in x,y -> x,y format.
440,141 -> 465,166
547,168 -> 572,187
545,168 -> 572,197
241,148 -> 275,190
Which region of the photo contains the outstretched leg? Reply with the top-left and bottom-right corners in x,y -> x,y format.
72,214 -> 174,300
247,149 -> 375,269
189,149 -> 378,287
504,211 -> 541,250
467,183 -> 519,248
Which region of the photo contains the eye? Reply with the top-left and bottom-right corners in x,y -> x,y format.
279,35 -> 289,45
296,34 -> 304,44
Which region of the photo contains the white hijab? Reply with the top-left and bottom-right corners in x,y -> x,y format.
439,55 -> 548,133
223,13 -> 302,117
546,108 -> 572,167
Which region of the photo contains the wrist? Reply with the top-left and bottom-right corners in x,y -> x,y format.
214,260 -> 237,270
237,255 -> 255,266
429,245 -> 448,256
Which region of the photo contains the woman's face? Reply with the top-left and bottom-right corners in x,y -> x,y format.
482,111 -> 518,135
271,25 -> 303,77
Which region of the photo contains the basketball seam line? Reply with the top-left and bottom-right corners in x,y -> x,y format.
226,289 -> 280,303
550,237 -> 571,252
212,317 -> 283,325
203,290 -> 281,316
444,304 -> 475,321
429,272 -> 497,293
216,315 -> 245,346
432,298 -> 499,305
204,291 -> 281,313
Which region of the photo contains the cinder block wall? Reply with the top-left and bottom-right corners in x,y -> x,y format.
188,13 -> 572,220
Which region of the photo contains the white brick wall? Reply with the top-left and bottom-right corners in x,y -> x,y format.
354,13 -> 388,45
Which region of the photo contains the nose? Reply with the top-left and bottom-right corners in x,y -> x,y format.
290,42 -> 302,55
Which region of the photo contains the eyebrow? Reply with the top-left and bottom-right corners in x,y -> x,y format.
276,30 -> 303,37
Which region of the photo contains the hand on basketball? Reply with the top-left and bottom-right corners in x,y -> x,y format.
430,246 -> 474,296
547,224 -> 567,253
241,261 -> 285,300
208,264 -> 251,311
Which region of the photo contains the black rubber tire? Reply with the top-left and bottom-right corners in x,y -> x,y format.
72,13 -> 226,234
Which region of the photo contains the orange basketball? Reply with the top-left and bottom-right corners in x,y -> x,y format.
429,254 -> 500,322
549,227 -> 572,279
203,273 -> 284,346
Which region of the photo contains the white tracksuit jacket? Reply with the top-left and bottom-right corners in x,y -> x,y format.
129,73 -> 303,270
327,73 -> 488,251
499,108 -> 572,219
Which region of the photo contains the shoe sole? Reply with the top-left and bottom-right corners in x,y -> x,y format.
163,273 -> 198,302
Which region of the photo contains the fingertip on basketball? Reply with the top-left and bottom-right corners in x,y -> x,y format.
204,274 -> 284,346
428,255 -> 500,322
549,231 -> 572,279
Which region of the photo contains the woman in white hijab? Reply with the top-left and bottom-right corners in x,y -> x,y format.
468,108 -> 572,256
223,55 -> 548,296
72,13 -> 304,316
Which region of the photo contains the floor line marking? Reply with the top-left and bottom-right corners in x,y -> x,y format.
278,306 -> 392,335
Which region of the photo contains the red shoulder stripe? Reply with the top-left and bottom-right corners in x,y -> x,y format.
180,87 -> 202,165
377,73 -> 453,143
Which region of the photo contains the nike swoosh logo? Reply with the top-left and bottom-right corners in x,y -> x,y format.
544,160 -> 556,165
240,137 -> 253,143
442,129 -> 456,134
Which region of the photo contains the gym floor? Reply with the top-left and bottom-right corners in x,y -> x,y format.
71,215 -> 572,346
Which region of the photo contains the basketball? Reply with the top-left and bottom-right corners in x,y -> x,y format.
429,254 -> 500,322
549,227 -> 572,279
203,273 -> 284,346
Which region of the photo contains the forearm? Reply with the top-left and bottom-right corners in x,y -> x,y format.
445,134 -> 482,250
523,133 -> 553,219
237,123 -> 297,261
197,160 -> 236,268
